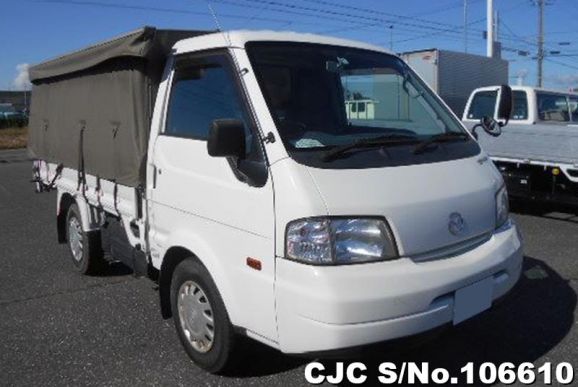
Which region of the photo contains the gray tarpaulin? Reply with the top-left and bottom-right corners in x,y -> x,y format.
28,27 -> 211,187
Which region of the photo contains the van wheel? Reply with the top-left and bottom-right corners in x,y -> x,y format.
66,203 -> 104,274
171,259 -> 235,373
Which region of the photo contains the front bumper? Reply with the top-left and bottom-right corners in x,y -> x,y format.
274,220 -> 523,353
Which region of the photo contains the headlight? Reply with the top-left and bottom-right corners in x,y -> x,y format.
495,185 -> 509,229
285,217 -> 398,265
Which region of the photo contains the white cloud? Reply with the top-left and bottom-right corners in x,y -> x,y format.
13,63 -> 31,91
550,73 -> 578,87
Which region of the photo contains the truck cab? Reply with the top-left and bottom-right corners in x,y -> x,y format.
463,85 -> 578,125
29,29 -> 523,373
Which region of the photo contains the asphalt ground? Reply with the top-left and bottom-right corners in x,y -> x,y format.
1,149 -> 577,386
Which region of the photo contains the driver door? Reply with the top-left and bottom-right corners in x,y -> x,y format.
149,51 -> 277,341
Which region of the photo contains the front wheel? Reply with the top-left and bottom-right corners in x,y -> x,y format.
171,259 -> 236,373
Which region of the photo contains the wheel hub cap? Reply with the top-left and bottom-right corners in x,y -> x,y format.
68,216 -> 83,262
177,280 -> 215,353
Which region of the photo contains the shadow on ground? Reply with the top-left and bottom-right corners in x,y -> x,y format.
511,200 -> 578,224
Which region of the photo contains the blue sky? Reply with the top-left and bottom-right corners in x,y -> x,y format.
1,0 -> 578,90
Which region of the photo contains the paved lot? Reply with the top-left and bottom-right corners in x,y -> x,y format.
1,149 -> 577,386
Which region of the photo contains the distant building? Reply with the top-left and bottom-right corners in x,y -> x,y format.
0,90 -> 31,112
400,49 -> 509,116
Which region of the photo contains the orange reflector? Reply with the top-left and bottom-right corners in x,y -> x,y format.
552,168 -> 561,176
246,257 -> 262,271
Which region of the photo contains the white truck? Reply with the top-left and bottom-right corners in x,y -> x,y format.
463,86 -> 578,206
29,27 -> 523,373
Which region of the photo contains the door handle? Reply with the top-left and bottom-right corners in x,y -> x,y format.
153,165 -> 159,188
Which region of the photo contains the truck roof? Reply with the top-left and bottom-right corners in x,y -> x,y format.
30,28 -> 393,83
470,85 -> 578,96
172,30 -> 392,56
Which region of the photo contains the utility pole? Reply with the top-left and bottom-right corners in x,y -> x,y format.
389,25 -> 394,51
495,11 -> 499,42
537,0 -> 545,87
464,0 -> 468,53
487,0 -> 494,57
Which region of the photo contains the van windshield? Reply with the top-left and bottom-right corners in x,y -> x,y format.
246,42 -> 477,168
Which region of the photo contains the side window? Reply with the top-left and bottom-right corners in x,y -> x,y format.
511,91 -> 528,120
537,92 -> 569,122
467,90 -> 497,120
165,55 -> 252,145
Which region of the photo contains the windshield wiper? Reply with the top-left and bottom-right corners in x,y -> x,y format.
412,132 -> 469,155
321,134 -> 418,162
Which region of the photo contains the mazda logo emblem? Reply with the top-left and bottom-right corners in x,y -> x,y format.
448,212 -> 465,235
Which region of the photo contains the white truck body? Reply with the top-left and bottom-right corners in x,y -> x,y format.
32,30 -> 523,365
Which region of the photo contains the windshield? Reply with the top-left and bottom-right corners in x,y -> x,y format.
246,43 -> 469,159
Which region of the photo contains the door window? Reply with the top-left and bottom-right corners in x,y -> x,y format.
467,90 -> 497,120
165,55 -> 253,147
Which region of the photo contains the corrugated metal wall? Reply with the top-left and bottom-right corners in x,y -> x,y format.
438,50 -> 508,116
400,49 -> 508,117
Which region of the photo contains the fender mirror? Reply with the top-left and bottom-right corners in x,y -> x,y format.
472,85 -> 512,139
207,119 -> 246,158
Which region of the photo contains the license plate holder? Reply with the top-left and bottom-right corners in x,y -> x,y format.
453,277 -> 493,325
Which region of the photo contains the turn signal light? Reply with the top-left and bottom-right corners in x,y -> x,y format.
246,257 -> 262,271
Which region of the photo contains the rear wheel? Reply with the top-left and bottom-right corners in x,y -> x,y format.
66,203 -> 104,274
171,259 -> 235,373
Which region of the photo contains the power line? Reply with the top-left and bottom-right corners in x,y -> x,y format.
30,0 -> 348,29
213,0 -> 483,37
545,57 -> 578,71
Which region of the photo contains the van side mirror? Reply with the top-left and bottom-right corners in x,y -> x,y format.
207,119 -> 246,158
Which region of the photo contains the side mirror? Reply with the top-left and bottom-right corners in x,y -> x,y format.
207,119 -> 246,158
497,84 -> 513,123
471,85 -> 512,139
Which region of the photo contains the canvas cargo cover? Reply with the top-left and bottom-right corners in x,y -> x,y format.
28,26 -> 211,187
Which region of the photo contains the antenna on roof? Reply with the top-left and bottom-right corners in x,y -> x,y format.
206,1 -> 222,31
204,1 -> 232,46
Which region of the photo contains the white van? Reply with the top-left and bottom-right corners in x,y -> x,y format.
29,28 -> 523,373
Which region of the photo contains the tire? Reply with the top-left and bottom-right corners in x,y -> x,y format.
170,259 -> 235,373
66,203 -> 104,275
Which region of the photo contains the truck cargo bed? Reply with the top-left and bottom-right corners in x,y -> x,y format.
468,122 -> 578,167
